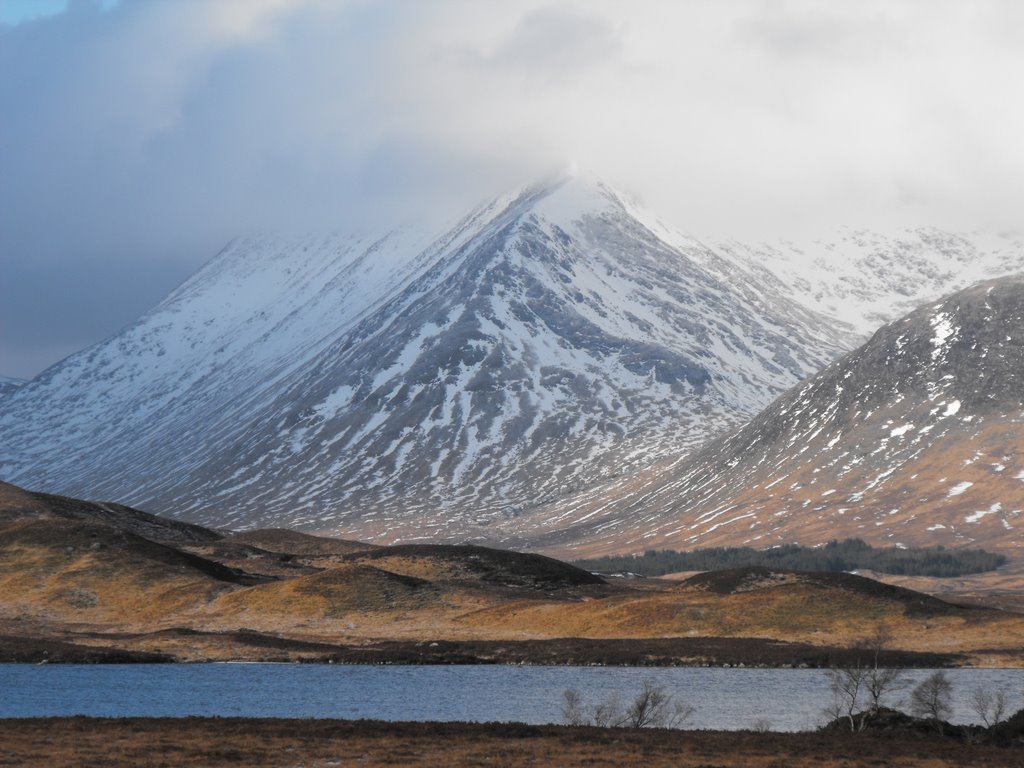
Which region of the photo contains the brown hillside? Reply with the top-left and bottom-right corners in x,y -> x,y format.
682,566 -> 959,616
210,563 -> 443,621
0,518 -> 240,626
1,480 -> 1022,665
225,528 -> 377,556
0,480 -> 221,546
343,544 -> 605,590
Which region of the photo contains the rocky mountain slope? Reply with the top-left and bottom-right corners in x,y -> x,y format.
0,377 -> 25,399
0,175 -> 848,535
511,276 -> 1024,558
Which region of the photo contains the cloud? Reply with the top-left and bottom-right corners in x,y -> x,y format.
3,0 -> 1024,377
736,1 -> 906,60
477,6 -> 623,80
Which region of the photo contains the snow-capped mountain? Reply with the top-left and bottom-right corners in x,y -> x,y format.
511,276 -> 1024,558
0,378 -> 26,399
712,228 -> 1024,337
0,175 -> 848,535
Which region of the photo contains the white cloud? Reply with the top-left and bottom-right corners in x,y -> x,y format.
3,0 -> 1024,377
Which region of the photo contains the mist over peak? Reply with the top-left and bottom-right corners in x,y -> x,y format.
5,1 -> 1024,377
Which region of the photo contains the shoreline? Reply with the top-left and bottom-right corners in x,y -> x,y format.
0,633 -> 981,667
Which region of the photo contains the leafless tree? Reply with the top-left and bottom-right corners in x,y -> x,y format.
825,665 -> 869,732
865,666 -> 906,712
910,671 -> 953,733
625,679 -> 694,728
562,688 -> 587,726
860,627 -> 906,713
825,625 -> 906,731
970,687 -> 1010,727
591,691 -> 626,728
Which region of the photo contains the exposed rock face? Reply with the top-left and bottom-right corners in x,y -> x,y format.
511,276 -> 1024,557
0,176 -> 847,536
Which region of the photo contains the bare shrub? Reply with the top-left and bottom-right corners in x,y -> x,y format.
910,671 -> 953,732
625,679 -> 694,728
560,689 -> 625,727
970,687 -> 1010,727
561,688 -> 587,726
591,691 -> 626,728
560,680 -> 693,729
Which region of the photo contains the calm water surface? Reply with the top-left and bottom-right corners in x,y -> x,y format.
2,664 -> 1022,731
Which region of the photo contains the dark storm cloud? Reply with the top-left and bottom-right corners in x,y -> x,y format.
3,0 -> 1024,378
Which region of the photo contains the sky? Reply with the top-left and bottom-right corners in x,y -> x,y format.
3,0 -> 1024,379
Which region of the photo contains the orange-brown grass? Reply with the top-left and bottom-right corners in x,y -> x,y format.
450,573 -> 1024,660
210,564 -> 437,618
205,561 -> 446,634
224,528 -> 377,556
339,553 -> 474,582
0,718 -> 1020,768
200,564 -> 508,641
3,502 -> 1023,665
0,520 -> 234,628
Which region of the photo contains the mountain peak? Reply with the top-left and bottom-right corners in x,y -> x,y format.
0,172 -> 846,537
489,169 -> 630,231
529,173 -> 623,222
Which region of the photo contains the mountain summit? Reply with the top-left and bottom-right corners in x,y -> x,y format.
0,176 -> 845,536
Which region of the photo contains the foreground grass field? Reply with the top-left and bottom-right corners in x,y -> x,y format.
0,717 -> 1021,768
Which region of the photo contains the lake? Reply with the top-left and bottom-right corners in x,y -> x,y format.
2,664 -> 1022,731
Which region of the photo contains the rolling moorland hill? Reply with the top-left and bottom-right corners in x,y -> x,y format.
0,480 -> 221,546
1,481 -> 1022,666
505,276 -> 1024,559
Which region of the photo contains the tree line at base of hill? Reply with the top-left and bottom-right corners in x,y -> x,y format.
573,538 -> 1007,577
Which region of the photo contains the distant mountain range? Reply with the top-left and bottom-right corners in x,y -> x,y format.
1,173 -> 1022,551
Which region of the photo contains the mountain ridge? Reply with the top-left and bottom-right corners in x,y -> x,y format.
3,176 -> 1024,549
0,175 -> 848,535
509,275 -> 1024,558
